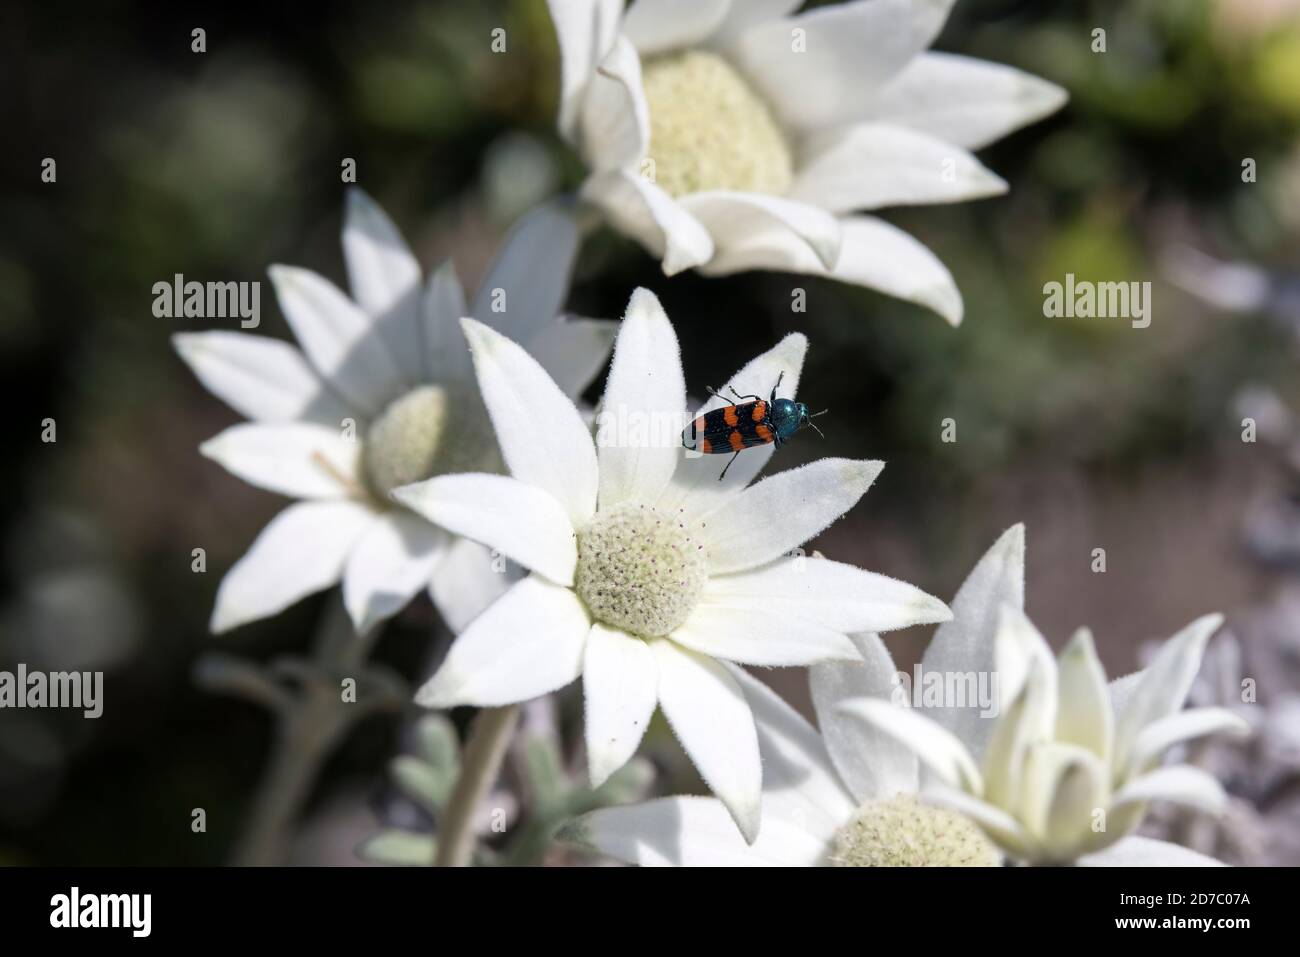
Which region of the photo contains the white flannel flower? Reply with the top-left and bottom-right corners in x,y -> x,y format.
176,190 -> 615,635
548,0 -> 1066,324
393,286 -> 951,841
566,526 -> 1242,866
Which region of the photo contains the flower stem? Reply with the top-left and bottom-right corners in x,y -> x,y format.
434,704 -> 521,866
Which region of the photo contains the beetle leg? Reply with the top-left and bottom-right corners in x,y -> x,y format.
717,449 -> 741,481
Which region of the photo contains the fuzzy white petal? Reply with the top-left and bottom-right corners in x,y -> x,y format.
1112,765 -> 1228,816
460,318 -> 599,527
699,214 -> 963,325
580,170 -> 715,275
172,332 -> 351,426
705,557 -> 951,634
567,796 -> 828,866
1054,628 -> 1112,764
671,604 -> 860,667
919,524 -> 1024,757
1078,836 -> 1225,868
416,575 -> 589,708
865,52 -> 1069,151
654,639 -> 762,842
342,510 -> 448,632
731,0 -> 955,133
681,192 -> 842,270
1124,707 -> 1251,781
210,500 -> 378,633
709,0 -> 803,45
701,459 -> 883,575
729,664 -> 856,836
921,785 -> 1031,861
200,422 -> 362,500
392,473 -> 577,586
657,333 -> 807,518
596,288 -> 686,509
428,538 -> 520,634
838,698 -> 983,793
267,265 -> 405,415
791,124 -> 1007,213
547,0 -> 623,141
623,0 -> 731,56
811,632 -> 920,803
580,37 -> 650,172
341,189 -> 425,384
524,317 -> 618,399
1113,614 -> 1222,771
583,623 -> 659,787
422,261 -> 472,384
472,202 -> 582,345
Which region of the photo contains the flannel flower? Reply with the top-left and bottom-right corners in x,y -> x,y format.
568,526 -> 1247,866
394,287 -> 951,841
176,190 -> 615,635
547,0 -> 1066,324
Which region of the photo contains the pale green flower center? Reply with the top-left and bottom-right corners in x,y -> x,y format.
831,795 -> 1002,867
364,385 -> 494,501
573,503 -> 708,637
641,50 -> 793,198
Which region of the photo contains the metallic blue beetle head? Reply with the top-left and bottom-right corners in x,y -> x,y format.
770,398 -> 808,439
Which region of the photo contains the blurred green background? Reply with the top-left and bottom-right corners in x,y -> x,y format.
3,0 -> 1300,865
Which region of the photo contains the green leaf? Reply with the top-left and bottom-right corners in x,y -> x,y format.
358,829 -> 435,867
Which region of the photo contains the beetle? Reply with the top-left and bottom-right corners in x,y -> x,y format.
681,371 -> 826,480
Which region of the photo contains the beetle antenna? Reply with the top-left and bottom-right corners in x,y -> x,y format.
809,409 -> 829,418
807,420 -> 826,439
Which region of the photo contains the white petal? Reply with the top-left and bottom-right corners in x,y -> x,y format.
423,260 -> 472,383
810,632 -> 920,803
681,192 -> 842,270
729,664 -> 856,836
791,124 -> 1007,213
919,523 -> 1024,757
596,288 -> 686,509
700,214 -> 963,326
731,0 -> 955,132
656,333 -> 807,519
472,201 -> 582,344
654,639 -> 761,842
709,0 -> 802,45
623,0 -> 730,56
1054,628 -> 1112,764
342,511 -> 448,632
415,575 -> 589,707
865,52 -> 1069,151
922,786 -> 1031,861
566,796 -> 828,866
705,556 -> 951,633
671,604 -> 859,667
700,458 -> 883,575
838,698 -> 983,793
172,332 -> 350,426
460,318 -> 599,527
1108,669 -> 1145,716
579,37 -> 650,172
341,189 -> 425,384
546,0 -> 623,141
428,538 -> 520,634
268,264 -> 404,415
1123,707 -> 1251,781
200,422 -> 362,500
583,623 -> 658,787
580,170 -> 715,275
210,500 -> 378,633
1113,614 -> 1223,771
1019,742 -> 1108,860
1111,765 -> 1228,817
524,317 -> 618,399
392,473 -> 578,586
1079,836 -> 1226,868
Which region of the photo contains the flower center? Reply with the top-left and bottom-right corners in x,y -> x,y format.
573,503 -> 708,637
363,385 -> 495,501
830,795 -> 1002,868
640,50 -> 793,198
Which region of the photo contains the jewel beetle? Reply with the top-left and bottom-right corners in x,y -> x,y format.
681,371 -> 826,480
